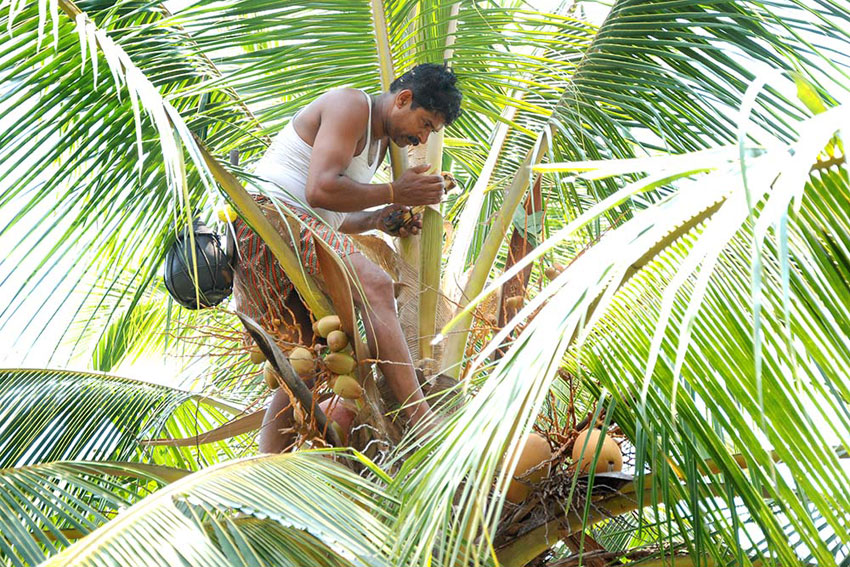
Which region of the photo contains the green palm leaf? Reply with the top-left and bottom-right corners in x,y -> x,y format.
0,0 -> 253,362
3,2 -> 850,566
0,368 -> 245,469
0,461 -> 187,567
441,0 -> 850,389
395,99 -> 850,565
42,452 -> 394,567
1,0 -> 596,369
548,0 -> 849,223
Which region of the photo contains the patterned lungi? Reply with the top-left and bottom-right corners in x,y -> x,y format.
232,195 -> 356,326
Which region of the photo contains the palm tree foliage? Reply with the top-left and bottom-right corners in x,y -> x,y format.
38,452 -> 395,567
0,461 -> 185,567
1,0 -> 849,566
0,368 -> 247,469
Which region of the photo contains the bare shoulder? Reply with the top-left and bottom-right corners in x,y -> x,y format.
316,88 -> 369,126
293,88 -> 369,146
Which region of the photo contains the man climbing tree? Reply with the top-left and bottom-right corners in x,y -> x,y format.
231,64 -> 463,452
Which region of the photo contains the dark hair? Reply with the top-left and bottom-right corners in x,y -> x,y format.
390,63 -> 462,126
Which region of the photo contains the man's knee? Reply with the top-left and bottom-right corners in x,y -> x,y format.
350,257 -> 394,307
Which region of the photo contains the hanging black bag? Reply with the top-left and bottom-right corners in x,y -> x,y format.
163,218 -> 235,309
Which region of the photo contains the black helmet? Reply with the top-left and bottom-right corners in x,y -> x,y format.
163,219 -> 234,309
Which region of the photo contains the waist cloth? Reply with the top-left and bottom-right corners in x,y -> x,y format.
231,195 -> 357,327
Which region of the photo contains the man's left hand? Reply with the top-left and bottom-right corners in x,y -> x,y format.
376,204 -> 422,237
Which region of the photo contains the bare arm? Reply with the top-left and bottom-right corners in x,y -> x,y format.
338,205 -> 422,236
338,211 -> 379,233
304,97 -> 389,211
304,92 -> 444,212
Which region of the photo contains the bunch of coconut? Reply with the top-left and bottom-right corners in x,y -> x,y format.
246,314 -> 364,444
310,315 -> 363,401
500,427 -> 624,504
312,315 -> 363,444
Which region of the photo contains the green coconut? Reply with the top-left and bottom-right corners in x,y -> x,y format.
288,347 -> 315,377
333,375 -> 363,400
316,315 -> 341,338
324,352 -> 356,375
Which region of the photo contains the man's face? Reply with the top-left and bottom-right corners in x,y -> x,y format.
388,89 -> 446,147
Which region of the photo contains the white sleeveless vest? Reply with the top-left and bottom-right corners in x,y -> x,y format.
252,90 -> 380,229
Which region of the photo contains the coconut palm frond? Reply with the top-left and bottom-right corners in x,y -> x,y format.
0,0 -> 254,364
557,473 -> 850,566
442,0 -> 850,383
165,0 -> 382,128
443,0 -> 850,368
548,0 -> 850,225
80,280 -> 239,376
1,0 -> 595,370
392,99 -> 850,565
548,114 -> 849,563
168,0 -> 593,132
146,387 -> 252,470
91,294 -> 183,373
443,9 -> 594,290
0,368 -> 245,469
0,460 -> 188,567
572,175 -> 850,564
51,269 -> 272,405
42,452 -> 394,567
556,500 -> 846,567
449,0 -> 850,284
89,295 -> 267,401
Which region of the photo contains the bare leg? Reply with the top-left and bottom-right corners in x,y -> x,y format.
259,389 -> 296,453
344,253 -> 431,425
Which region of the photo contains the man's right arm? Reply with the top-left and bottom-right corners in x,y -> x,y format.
304,95 -> 444,212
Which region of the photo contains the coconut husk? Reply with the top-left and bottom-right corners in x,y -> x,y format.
442,220 -> 454,255
351,234 -> 400,281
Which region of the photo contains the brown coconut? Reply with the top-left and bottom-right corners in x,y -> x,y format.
263,362 -> 279,389
288,347 -> 315,378
249,345 -> 266,365
572,429 -> 623,474
505,433 -> 553,503
504,295 -> 524,318
319,396 -> 357,443
544,262 -> 565,281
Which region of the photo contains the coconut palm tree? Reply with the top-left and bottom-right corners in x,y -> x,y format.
1,0 -> 849,566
